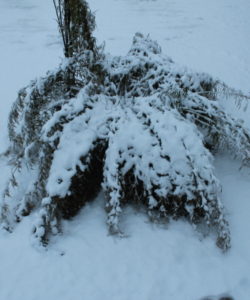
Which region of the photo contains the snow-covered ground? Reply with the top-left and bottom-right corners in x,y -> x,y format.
0,0 -> 250,299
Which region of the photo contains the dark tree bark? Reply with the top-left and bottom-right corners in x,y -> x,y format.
53,0 -> 96,58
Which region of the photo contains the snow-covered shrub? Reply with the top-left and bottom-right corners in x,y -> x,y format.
1,9 -> 250,251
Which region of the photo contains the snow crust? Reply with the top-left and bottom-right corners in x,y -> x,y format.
0,0 -> 250,300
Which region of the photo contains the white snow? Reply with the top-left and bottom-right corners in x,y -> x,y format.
0,0 -> 250,300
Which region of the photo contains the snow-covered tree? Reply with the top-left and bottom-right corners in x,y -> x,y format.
1,0 -> 250,251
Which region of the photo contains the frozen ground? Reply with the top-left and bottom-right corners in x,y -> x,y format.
0,0 -> 250,299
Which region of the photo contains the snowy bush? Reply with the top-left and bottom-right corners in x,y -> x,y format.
1,1 -> 250,252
